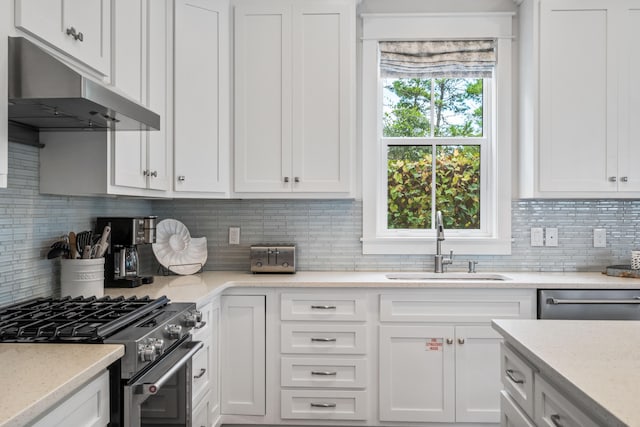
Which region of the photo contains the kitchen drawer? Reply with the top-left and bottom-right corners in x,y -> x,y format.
281,324 -> 367,354
192,302 -> 212,342
281,357 -> 368,388
281,293 -> 367,321
192,341 -> 211,405
193,393 -> 210,427
500,391 -> 535,427
501,343 -> 535,418
534,374 -> 599,427
281,390 -> 368,420
380,290 -> 534,322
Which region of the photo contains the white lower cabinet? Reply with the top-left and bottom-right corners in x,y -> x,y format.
220,294 -> 266,416
192,298 -> 220,427
32,370 -> 110,427
379,290 -> 535,425
533,375 -> 599,427
500,391 -> 535,427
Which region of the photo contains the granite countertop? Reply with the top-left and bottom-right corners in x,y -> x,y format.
104,270 -> 640,303
0,343 -> 124,427
492,319 -> 639,427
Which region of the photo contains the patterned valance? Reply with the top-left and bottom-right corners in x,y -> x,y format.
379,40 -> 496,78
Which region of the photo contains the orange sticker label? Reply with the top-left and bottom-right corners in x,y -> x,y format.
426,338 -> 442,351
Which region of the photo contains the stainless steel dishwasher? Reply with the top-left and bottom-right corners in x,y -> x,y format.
538,289 -> 640,320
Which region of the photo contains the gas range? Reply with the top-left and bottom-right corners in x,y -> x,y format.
0,295 -> 205,427
0,295 -> 202,378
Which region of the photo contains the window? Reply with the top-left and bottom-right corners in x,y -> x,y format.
361,13 -> 513,255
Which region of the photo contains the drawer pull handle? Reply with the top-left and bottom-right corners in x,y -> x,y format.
310,403 -> 337,408
505,369 -> 525,384
311,337 -> 337,342
311,305 -> 337,310
194,368 -> 206,379
311,371 -> 337,376
550,414 -> 563,427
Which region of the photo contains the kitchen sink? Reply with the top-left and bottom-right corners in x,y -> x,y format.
385,272 -> 511,281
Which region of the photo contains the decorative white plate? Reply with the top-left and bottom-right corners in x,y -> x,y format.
152,219 -> 208,275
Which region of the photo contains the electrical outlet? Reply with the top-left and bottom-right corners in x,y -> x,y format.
229,227 -> 240,245
531,228 -> 544,247
594,228 -> 607,248
545,228 -> 558,247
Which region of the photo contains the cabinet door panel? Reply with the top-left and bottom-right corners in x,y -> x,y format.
112,0 -> 147,189
221,295 -> 265,416
618,6 -> 640,192
234,1 -> 292,192
15,0 -> 110,75
291,2 -> 351,192
539,1 -> 614,192
379,325 -> 455,423
174,0 -> 229,194
455,325 -> 502,423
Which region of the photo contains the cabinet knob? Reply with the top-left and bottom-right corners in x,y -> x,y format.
66,26 -> 84,42
150,171 -> 158,177
178,176 -> 186,182
284,176 -> 290,183
621,176 -> 629,182
294,177 -> 300,183
457,338 -> 465,345
446,338 -> 453,345
609,176 -> 617,182
143,170 -> 149,176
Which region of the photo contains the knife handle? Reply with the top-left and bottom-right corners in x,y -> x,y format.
95,226 -> 111,258
69,232 -> 77,259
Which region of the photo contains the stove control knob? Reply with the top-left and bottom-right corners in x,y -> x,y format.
139,344 -> 157,362
184,310 -> 203,327
165,324 -> 183,339
151,338 -> 165,355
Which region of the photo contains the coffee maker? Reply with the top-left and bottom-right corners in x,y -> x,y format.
95,216 -> 157,288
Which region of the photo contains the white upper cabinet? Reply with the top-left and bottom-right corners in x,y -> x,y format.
112,0 -> 172,193
233,0 -> 355,197
519,0 -> 640,197
14,0 -> 111,77
173,0 -> 230,197
39,0 -> 172,197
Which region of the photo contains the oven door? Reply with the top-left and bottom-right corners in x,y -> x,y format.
124,337 -> 203,427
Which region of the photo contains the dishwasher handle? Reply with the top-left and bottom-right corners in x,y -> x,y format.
547,297 -> 640,305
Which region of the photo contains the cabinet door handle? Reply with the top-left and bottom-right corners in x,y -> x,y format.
311,371 -> 337,376
310,305 -> 337,310
505,369 -> 525,384
311,337 -> 337,342
457,338 -> 465,344
446,338 -> 453,344
310,403 -> 336,408
193,368 -> 206,379
177,176 -> 186,182
609,176 -> 617,182
621,176 -> 629,182
66,26 -> 83,41
550,414 -> 563,427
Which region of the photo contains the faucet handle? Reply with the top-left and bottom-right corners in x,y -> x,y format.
444,250 -> 454,265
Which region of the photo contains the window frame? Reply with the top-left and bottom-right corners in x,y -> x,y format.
361,13 -> 514,255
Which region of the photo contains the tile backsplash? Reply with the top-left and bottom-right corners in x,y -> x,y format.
1,142 -> 640,305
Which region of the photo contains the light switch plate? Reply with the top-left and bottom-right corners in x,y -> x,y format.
545,228 -> 558,247
594,228 -> 607,248
531,228 -> 544,247
229,227 -> 240,245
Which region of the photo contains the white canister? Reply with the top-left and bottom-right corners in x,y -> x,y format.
60,258 -> 105,298
632,250 -> 640,270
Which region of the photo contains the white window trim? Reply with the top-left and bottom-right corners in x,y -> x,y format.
361,13 -> 514,255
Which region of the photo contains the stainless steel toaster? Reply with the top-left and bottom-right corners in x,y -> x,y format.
250,244 -> 296,273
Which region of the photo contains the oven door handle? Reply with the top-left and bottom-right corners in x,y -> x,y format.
133,340 -> 203,395
547,297 -> 640,305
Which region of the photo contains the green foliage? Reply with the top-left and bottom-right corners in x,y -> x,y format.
387,146 -> 480,229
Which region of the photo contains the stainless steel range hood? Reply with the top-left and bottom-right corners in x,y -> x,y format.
8,37 -> 160,132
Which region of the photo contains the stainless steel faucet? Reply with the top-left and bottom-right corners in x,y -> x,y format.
434,211 -> 453,273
